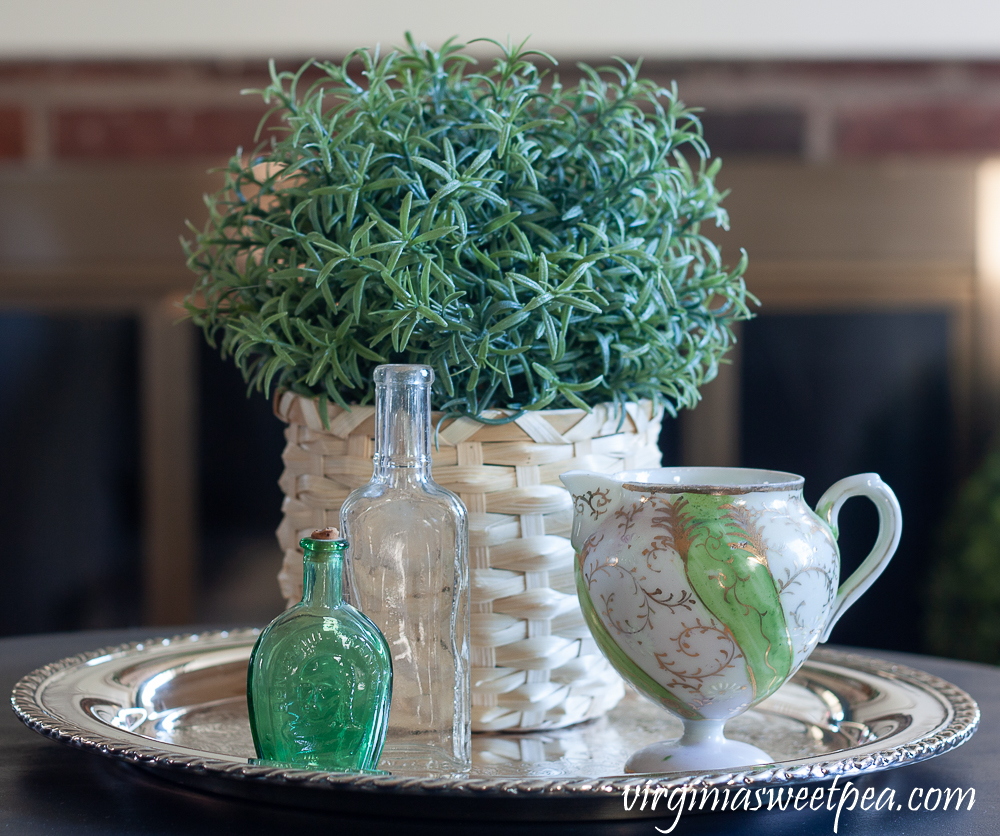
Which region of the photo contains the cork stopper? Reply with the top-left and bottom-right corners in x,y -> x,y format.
310,527 -> 339,540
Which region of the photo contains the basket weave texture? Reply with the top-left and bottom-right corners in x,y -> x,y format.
274,392 -> 664,731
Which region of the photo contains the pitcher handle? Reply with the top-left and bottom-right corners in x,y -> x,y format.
816,473 -> 902,643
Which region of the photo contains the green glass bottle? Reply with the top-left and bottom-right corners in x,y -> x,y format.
247,530 -> 392,771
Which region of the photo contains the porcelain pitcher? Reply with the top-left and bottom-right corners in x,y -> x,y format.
560,467 -> 902,724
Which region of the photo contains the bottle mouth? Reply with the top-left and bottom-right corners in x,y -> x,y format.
373,364 -> 434,386
300,537 -> 349,553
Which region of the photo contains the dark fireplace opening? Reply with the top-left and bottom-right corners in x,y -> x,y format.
0,312 -> 141,636
741,311 -> 953,652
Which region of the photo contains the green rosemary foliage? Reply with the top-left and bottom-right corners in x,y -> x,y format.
184,36 -> 752,420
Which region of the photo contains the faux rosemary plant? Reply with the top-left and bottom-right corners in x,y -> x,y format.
184,37 -> 752,422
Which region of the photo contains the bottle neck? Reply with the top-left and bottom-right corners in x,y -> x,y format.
300,541 -> 345,608
373,367 -> 433,477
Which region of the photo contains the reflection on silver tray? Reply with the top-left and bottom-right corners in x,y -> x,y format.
10,629 -> 980,820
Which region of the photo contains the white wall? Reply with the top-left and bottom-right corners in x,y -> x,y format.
3,0 -> 1000,60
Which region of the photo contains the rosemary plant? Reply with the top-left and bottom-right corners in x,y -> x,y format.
184,37 -> 752,422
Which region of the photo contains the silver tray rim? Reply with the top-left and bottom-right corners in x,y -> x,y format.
10,629 -> 981,810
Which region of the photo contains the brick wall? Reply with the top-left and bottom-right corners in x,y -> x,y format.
0,60 -> 280,164
3,59 -> 1000,166
660,61 -> 1000,159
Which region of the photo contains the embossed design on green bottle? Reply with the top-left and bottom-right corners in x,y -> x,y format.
247,534 -> 392,771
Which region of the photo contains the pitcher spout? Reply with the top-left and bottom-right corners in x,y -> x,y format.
559,470 -> 623,552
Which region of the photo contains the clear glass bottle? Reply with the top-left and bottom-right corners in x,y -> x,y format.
340,364 -> 470,772
247,531 -> 392,772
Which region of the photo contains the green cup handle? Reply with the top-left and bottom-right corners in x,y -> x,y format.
816,473 -> 902,643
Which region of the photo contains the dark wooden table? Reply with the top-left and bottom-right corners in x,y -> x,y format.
2,628 -> 995,835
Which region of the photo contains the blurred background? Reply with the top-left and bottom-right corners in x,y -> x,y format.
3,0 -> 1000,661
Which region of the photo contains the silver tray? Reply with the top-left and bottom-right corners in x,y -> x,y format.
10,629 -> 979,820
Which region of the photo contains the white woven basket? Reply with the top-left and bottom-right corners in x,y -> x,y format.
274,392 -> 664,731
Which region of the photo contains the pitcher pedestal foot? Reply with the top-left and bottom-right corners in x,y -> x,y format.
624,719 -> 772,773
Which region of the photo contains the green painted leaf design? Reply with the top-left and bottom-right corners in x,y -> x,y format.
659,493 -> 793,704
